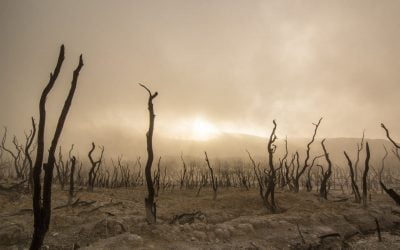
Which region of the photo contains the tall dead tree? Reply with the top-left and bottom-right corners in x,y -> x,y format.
319,139 -> 332,199
362,142 -> 370,208
246,121 -> 280,212
264,120 -> 278,211
344,151 -> 361,203
139,83 -> 158,224
292,118 -> 322,192
31,45 -> 83,250
87,142 -> 104,191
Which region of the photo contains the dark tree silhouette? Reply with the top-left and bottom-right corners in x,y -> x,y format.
292,118 -> 322,192
31,45 -> 84,250
319,139 -> 332,200
87,142 -> 104,191
379,123 -> 400,204
139,83 -> 158,224
362,142 -> 370,207
265,120 -> 278,211
344,151 -> 361,203
25,118 -> 37,192
204,151 -> 218,200
68,156 -> 76,205
1,128 -> 23,178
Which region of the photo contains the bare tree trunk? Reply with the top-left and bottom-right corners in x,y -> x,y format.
87,142 -> 104,192
31,45 -> 83,250
204,151 -> 218,200
293,118 -> 322,192
25,118 -> 36,192
344,151 -> 361,203
68,156 -> 76,205
265,120 -> 278,211
362,142 -> 370,208
319,139 -> 332,200
139,83 -> 158,224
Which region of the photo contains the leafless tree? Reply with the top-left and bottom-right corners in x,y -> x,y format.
139,83 -> 158,224
31,45 -> 84,250
319,139 -> 332,199
24,118 -> 36,192
1,128 -> 23,178
305,154 -> 324,192
354,131 -> 365,182
264,120 -> 278,211
87,142 -> 104,191
362,142 -> 370,207
204,151 -> 218,200
344,151 -> 361,203
247,120 -> 281,213
68,156 -> 76,205
292,118 -> 323,192
379,123 -> 400,204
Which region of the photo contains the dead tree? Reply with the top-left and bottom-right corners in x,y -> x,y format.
68,156 -> 76,205
319,139 -> 332,199
362,142 -> 370,207
31,45 -> 84,250
204,151 -> 218,200
354,131 -> 365,183
87,142 -> 104,191
1,128 -> 23,178
180,153 -> 187,190
264,120 -> 278,211
344,151 -> 361,203
305,154 -> 324,192
24,118 -> 37,191
55,146 -> 68,190
139,83 -> 158,224
292,118 -> 322,192
381,123 -> 400,160
379,123 -> 400,204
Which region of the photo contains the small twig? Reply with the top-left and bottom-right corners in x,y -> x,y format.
296,223 -> 306,244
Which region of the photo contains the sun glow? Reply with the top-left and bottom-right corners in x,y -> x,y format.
167,116 -> 220,141
190,117 -> 220,141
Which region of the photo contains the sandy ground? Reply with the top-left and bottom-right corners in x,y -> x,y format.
1,185 -> 400,249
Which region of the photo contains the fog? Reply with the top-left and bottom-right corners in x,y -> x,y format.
1,0 -> 400,157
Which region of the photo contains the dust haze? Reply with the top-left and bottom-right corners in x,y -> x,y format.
1,0 -> 400,155
2,1 -> 400,250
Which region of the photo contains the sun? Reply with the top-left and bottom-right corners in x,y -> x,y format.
190,117 -> 220,141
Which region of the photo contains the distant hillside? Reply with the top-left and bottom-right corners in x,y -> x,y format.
59,128 -> 399,168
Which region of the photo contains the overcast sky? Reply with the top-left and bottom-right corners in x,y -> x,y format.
1,0 -> 400,147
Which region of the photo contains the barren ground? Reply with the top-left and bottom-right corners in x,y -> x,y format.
1,185 -> 400,249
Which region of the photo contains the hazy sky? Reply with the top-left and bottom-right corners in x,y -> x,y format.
1,0 -> 400,146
